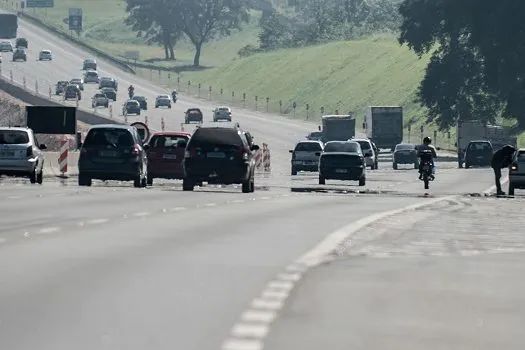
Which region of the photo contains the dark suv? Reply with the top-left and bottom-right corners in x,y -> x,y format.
464,140 -> 493,168
78,125 -> 148,187
182,127 -> 260,192
185,108 -> 203,124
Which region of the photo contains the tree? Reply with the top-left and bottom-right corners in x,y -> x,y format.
172,0 -> 250,67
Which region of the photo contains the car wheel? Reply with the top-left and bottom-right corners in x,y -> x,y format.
242,178 -> 251,193
393,162 -> 398,170
291,167 -> 297,176
508,183 -> 515,196
133,175 -> 142,188
78,174 -> 92,186
147,175 -> 153,186
168,105 -> 171,109
249,177 -> 255,192
29,170 -> 37,184
465,162 -> 470,169
141,174 -> 147,187
414,162 -> 419,169
36,169 -> 43,184
182,178 -> 194,191
319,175 -> 325,185
359,176 -> 366,186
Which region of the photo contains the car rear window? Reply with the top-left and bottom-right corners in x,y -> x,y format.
84,129 -> 134,148
324,142 -> 360,153
469,142 -> 492,152
396,144 -> 415,150
218,107 -> 229,111
150,135 -> 188,148
189,128 -> 243,148
86,72 -> 97,76
0,130 -> 29,144
295,142 -> 322,152
356,141 -> 371,150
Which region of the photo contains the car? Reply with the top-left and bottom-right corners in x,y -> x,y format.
83,58 -> 97,70
70,78 -> 84,91
144,131 -> 192,185
55,80 -> 69,95
213,106 -> 232,122
38,49 -> 52,61
132,95 -> 147,110
123,99 -> 141,115
155,95 -> 171,108
15,38 -> 28,49
0,53 -> 2,63
508,148 -> 525,195
99,77 -> 118,90
182,126 -> 260,193
352,138 -> 378,169
0,126 -> 46,184
78,125 -> 148,187
83,70 -> 100,84
289,140 -> 324,175
318,140 -> 366,186
0,41 -> 13,52
91,92 -> 109,108
64,84 -> 81,100
12,48 -> 26,61
464,140 -> 493,168
393,143 -> 418,169
185,108 -> 203,124
100,87 -> 117,101
306,131 -> 323,141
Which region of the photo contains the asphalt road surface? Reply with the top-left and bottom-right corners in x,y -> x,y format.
0,13 -> 518,350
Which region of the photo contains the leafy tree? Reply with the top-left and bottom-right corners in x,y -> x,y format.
258,9 -> 294,49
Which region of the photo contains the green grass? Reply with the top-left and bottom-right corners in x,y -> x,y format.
19,0 -> 261,67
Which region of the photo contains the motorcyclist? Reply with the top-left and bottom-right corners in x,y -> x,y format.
491,144 -> 516,195
417,136 -> 437,180
128,85 -> 134,98
171,89 -> 177,101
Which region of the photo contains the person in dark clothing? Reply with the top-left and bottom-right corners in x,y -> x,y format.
491,145 -> 516,195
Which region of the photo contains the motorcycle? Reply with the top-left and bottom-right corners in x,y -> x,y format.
419,150 -> 435,190
172,92 -> 177,102
128,88 -> 134,99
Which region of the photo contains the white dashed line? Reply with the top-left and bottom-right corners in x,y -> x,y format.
250,298 -> 283,310
231,324 -> 269,338
222,339 -> 262,350
6,196 -> 21,199
259,196 -> 270,200
261,290 -> 289,300
87,218 -> 109,224
266,281 -> 294,291
231,200 -> 245,203
204,203 -> 217,207
133,212 -> 150,217
240,310 -> 276,323
275,273 -> 301,282
170,207 -> 187,212
37,227 -> 61,234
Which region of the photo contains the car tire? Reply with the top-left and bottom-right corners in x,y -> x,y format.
465,162 -> 470,169
291,168 -> 297,176
249,178 -> 255,192
393,162 -> 398,170
78,174 -> 92,186
29,170 -> 37,184
319,175 -> 325,185
508,183 -> 515,196
359,176 -> 366,186
168,105 -> 171,109
147,175 -> 153,186
242,178 -> 251,193
36,169 -> 43,184
182,178 -> 194,191
414,162 -> 419,169
133,175 -> 142,188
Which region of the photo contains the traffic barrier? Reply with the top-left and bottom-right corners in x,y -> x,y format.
262,143 -> 271,172
161,117 -> 165,131
35,81 -> 38,94
180,122 -> 184,132
144,115 -> 148,125
254,149 -> 263,169
109,104 -> 113,118
22,77 -> 26,88
58,135 -> 68,175
48,86 -> 51,98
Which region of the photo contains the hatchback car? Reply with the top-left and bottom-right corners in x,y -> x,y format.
83,70 -> 100,84
132,95 -> 147,110
123,100 -> 141,115
289,140 -> 323,175
38,49 -> 52,61
83,58 -> 97,70
64,84 -> 81,100
318,141 -> 366,186
393,143 -> 418,169
185,108 -> 204,124
15,38 -> 28,49
99,77 -> 118,90
352,138 -> 378,169
0,127 -> 46,184
464,140 -> 493,168
0,41 -> 13,52
144,132 -> 191,185
55,80 -> 69,95
155,95 -> 171,108
213,106 -> 232,122
100,87 -> 117,101
12,48 -> 26,61
182,126 -> 260,192
78,125 -> 148,187
70,78 -> 84,90
91,92 -> 109,108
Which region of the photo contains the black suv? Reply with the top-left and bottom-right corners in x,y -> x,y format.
12,48 -> 26,61
182,127 -> 260,192
78,125 -> 148,187
55,80 -> 69,95
15,38 -> 28,49
64,84 -> 81,100
464,140 -> 493,168
185,108 -> 203,124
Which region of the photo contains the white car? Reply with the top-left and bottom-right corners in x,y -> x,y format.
38,49 -> 52,60
0,41 -> 13,52
351,138 -> 378,169
83,70 -> 100,84
155,95 -> 171,108
70,78 -> 84,91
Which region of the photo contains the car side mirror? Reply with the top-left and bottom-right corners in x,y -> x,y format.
250,144 -> 260,151
289,150 -> 293,153
39,143 -> 47,150
315,152 -> 321,156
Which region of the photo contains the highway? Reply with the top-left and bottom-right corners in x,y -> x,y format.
0,13 -> 518,350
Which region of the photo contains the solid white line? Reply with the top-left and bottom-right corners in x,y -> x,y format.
222,339 -> 263,350
240,310 -> 277,323
87,218 -> 109,224
133,212 -> 150,217
251,298 -> 283,310
267,281 -> 294,291
37,227 -> 60,234
261,290 -> 289,301
231,324 -> 269,338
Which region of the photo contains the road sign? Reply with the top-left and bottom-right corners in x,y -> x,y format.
130,122 -> 150,143
26,0 -> 53,8
69,8 -> 82,30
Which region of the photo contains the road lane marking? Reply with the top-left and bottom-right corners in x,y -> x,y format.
231,324 -> 269,338
204,203 -> 217,207
260,290 -> 289,301
169,207 -> 186,212
275,273 -> 301,281
133,212 -> 150,217
87,218 -> 109,224
250,298 -> 283,310
240,310 -> 276,323
222,339 -> 262,350
37,227 -> 61,234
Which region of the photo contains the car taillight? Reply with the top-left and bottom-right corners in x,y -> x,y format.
510,162 -> 518,171
239,148 -> 248,160
26,146 -> 33,157
131,144 -> 140,155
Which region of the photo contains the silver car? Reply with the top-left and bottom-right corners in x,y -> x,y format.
290,140 -> 324,175
352,138 -> 378,169
70,78 -> 84,90
38,49 -> 52,60
213,106 -> 232,121
0,127 -> 47,183
83,70 -> 100,84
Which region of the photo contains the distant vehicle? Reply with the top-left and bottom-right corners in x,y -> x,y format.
155,95 -> 171,108
508,148 -> 525,196
15,37 -> 27,49
185,108 -> 203,124
99,77 -> 118,90
392,143 -> 418,169
318,141 -> 366,186
38,49 -> 52,61
83,70 -> 100,84
100,87 -> 117,101
0,41 -> 13,52
55,80 -> 69,95
78,124 -> 148,187
0,126 -> 46,184
0,14 -> 17,39
289,140 -> 323,175
91,92 -> 109,108
70,78 -> 84,90
463,140 -> 493,168
363,106 -> 403,151
132,95 -> 147,110
213,106 -> 232,122
64,84 -> 81,100
12,48 -> 26,61
352,138 -> 378,169
83,58 -> 97,70
144,131 -> 192,185
320,115 -> 356,142
123,99 -> 141,115
182,126 -> 260,193
306,131 -> 323,141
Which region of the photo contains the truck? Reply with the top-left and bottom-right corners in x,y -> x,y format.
456,120 -> 517,168
320,115 -> 356,142
0,13 -> 18,39
363,106 -> 403,150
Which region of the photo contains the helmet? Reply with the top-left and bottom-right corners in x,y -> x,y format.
423,136 -> 432,145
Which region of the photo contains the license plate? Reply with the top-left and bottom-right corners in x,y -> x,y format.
207,152 -> 225,158
423,166 -> 429,170
0,151 -> 14,157
477,156 -> 484,159
100,150 -> 117,157
335,169 -> 347,173
163,154 -> 177,159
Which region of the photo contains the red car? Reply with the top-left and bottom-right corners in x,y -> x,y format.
144,131 -> 191,185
